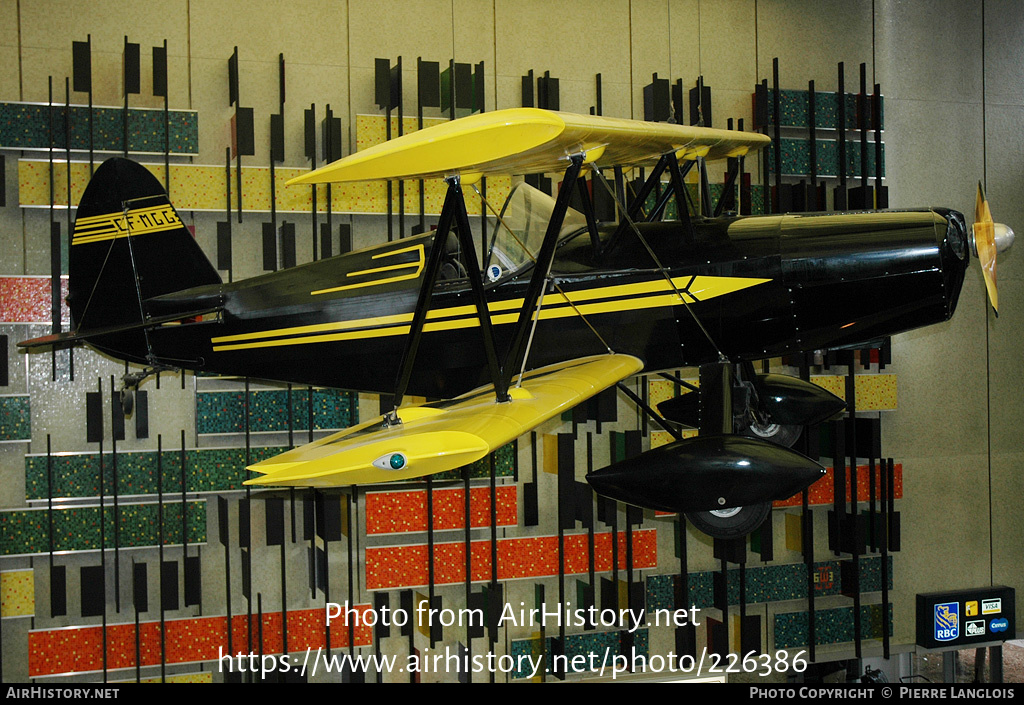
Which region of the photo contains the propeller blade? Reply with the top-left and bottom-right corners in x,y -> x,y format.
974,181 -> 999,315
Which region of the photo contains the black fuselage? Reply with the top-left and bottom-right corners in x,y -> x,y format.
134,208 -> 968,399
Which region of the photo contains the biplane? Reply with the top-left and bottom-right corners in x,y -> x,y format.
20,108 -> 1014,538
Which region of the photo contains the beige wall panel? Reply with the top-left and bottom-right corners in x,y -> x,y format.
0,0 -> 20,100
983,103 -> 1024,283
666,0 -> 699,82
988,279 -> 1024,456
453,0 -> 495,85
755,0 -> 873,92
991,450 -> 1024,627
493,0 -> 631,91
694,0 -> 757,93
886,279 -> 989,461
894,453 -> 992,640
984,0 -> 1024,107
494,72 -> 632,118
278,62 -> 352,167
881,97 -> 983,215
189,55 -> 243,164
874,0 -> 982,104
348,0 -> 452,70
0,44 -> 18,101
188,0 -> 347,66
630,0 -> 671,120
17,0 -> 189,105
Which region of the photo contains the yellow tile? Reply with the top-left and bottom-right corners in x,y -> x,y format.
1,570 -> 35,618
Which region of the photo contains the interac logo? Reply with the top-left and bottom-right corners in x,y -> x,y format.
966,601 -> 979,616
935,602 -> 960,642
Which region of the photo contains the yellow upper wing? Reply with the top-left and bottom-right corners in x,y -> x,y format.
244,353 -> 643,487
287,108 -> 770,185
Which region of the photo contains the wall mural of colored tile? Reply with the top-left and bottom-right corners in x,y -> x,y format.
365,485 -> 518,535
27,606 -> 373,677
645,556 -> 893,612
766,139 -> 884,179
0,277 -> 70,324
24,446 -> 287,500
0,395 -> 31,441
195,388 -> 358,435
0,569 -> 35,618
773,604 -> 893,650
0,102 -> 199,154
763,89 -> 883,131
510,629 -> 649,680
0,501 -> 206,556
365,529 -> 658,590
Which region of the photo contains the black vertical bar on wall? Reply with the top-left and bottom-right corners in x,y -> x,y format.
181,430 -> 188,564
396,57 -> 405,240
231,47 -> 243,222
152,41 -> 170,192
881,457 -> 891,658
47,78 -> 56,367
109,377 -> 121,613
224,148 -> 233,283
586,433 -> 596,619
416,57 -> 429,234
244,378 -> 253,662
219,495 -> 232,657
759,79 -> 770,214
463,466 -> 473,682
157,435 -> 166,682
846,368 -> 862,658
772,59 -> 782,214
426,476 -> 436,647
859,63 -> 869,196
874,83 -> 886,208
306,105 -> 318,261
835,63 -> 847,210
808,80 -> 818,210
64,78 -> 74,380
98,435 -> 108,681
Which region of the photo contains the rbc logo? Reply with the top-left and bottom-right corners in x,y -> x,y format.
935,602 -> 959,641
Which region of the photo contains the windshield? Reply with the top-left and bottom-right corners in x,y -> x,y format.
484,182 -> 587,280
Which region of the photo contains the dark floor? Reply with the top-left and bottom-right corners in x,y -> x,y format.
911,641 -> 1024,683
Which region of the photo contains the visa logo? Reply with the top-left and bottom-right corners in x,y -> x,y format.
990,618 -> 1009,633
982,598 -> 1002,614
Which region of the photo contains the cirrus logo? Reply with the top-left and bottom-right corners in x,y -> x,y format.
990,618 -> 1009,633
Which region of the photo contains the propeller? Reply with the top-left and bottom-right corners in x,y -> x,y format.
972,181 -> 1015,316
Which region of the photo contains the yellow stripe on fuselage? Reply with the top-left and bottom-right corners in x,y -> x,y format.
209,274 -> 769,352
72,205 -> 183,245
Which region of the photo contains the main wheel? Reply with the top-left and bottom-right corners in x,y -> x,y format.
740,418 -> 803,448
120,388 -> 134,417
685,502 -> 772,539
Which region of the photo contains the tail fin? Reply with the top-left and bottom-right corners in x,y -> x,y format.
67,157 -> 221,361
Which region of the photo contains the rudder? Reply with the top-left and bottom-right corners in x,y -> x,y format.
68,158 -> 221,362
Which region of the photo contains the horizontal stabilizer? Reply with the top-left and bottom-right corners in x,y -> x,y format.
18,307 -> 221,350
245,353 -> 644,487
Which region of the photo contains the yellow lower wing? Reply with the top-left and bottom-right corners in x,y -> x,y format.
244,354 -> 644,487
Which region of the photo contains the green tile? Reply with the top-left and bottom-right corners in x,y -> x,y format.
0,396 -> 30,441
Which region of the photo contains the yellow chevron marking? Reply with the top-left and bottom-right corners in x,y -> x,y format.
71,205 -> 183,245
210,275 -> 769,352
310,244 -> 425,295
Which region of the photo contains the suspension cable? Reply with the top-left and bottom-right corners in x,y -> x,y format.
590,164 -> 726,360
